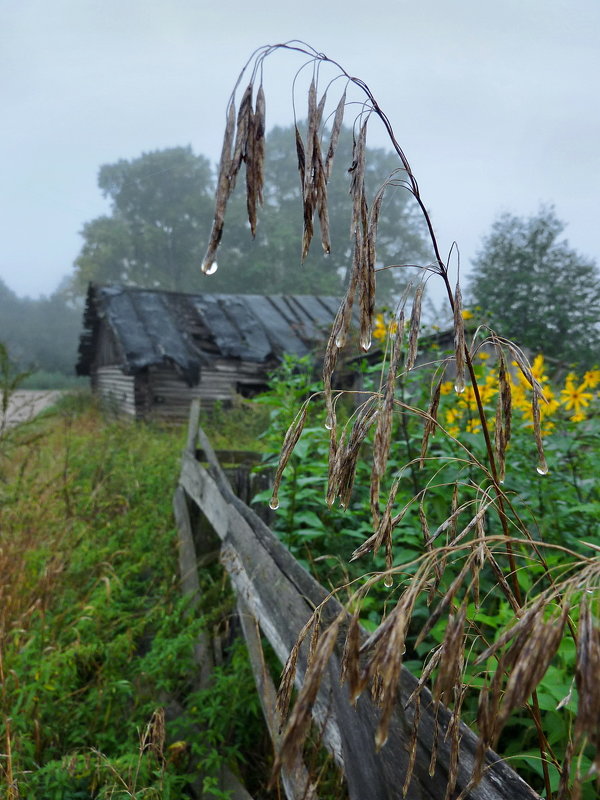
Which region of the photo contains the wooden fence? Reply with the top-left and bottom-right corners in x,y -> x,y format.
173,400 -> 541,800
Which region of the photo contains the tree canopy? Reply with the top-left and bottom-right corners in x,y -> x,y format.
467,208 -> 600,367
71,131 -> 431,297
73,147 -> 215,294
0,279 -> 82,375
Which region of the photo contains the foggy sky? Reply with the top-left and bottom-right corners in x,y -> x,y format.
1,0 -> 598,306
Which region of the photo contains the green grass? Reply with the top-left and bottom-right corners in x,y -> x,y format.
0,398 -> 271,798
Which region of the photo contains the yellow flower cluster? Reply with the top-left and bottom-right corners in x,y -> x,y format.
442,354 -> 599,436
442,353 -> 499,435
372,312 -> 399,341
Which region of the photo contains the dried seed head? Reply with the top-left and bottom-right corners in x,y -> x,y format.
433,603 -> 466,705
494,348 -> 512,482
295,123 -> 306,186
231,83 -> 253,181
270,404 -> 309,502
453,282 -> 466,394
575,598 -> 600,751
315,147 -> 331,254
324,89 -> 346,180
493,603 -> 569,738
276,611 -> 319,719
406,282 -> 425,371
532,389 -> 549,475
340,614 -> 361,702
420,378 -> 442,468
245,84 -> 266,237
349,120 -> 368,237
245,106 -> 257,236
201,100 -> 236,275
276,616 -> 342,775
402,692 -> 420,796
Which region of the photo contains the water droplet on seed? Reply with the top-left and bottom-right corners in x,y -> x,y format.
324,414 -> 334,431
335,334 -> 345,348
202,260 -> 218,275
536,466 -> 549,476
454,379 -> 465,394
383,574 -> 393,588
269,495 -> 280,510
360,334 -> 372,352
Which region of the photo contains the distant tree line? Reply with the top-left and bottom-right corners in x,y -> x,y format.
3,132 -> 597,382
0,280 -> 82,380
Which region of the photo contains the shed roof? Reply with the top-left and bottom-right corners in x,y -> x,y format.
76,284 -> 341,385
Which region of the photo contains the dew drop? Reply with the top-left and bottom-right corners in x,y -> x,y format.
360,334 -> 372,352
454,378 -> 465,394
202,260 -> 218,275
268,495 -> 280,510
324,414 -> 334,431
335,334 -> 345,348
536,466 -> 549,476
383,574 -> 393,588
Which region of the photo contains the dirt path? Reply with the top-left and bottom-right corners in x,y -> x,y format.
1,390 -> 62,429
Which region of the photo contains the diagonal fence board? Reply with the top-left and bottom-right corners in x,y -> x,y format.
176,416 -> 541,800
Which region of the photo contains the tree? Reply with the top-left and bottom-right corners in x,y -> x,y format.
71,133 -> 431,297
73,147 -> 215,294
0,278 -> 82,375
468,207 -> 600,367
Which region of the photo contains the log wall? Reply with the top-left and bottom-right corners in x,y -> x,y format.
94,366 -> 136,416
93,360 -> 271,420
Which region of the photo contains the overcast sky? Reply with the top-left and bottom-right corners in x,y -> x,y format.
2,0 -> 598,305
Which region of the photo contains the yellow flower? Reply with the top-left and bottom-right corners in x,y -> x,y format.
531,354 -> 547,383
372,312 -> 398,341
445,408 -> 463,434
582,369 -> 600,390
466,418 -> 481,434
461,309 -> 474,321
478,351 -> 490,360
440,381 -> 454,395
372,314 -> 387,341
561,375 -> 593,418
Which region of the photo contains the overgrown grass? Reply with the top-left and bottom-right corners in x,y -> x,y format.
0,398 -> 271,798
198,395 -> 271,452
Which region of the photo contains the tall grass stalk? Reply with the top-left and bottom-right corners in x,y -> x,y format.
202,42 -> 600,798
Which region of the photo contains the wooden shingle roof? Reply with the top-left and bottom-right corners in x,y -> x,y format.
77,284 -> 341,384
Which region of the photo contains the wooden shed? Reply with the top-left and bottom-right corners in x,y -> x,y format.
76,284 -> 341,421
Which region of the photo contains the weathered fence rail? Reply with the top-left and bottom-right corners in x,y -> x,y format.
174,400 -> 541,800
